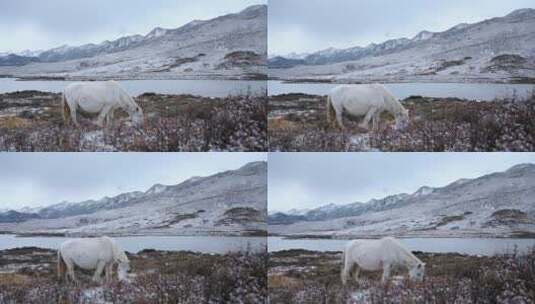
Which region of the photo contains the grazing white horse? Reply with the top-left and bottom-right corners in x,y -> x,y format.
326,84 -> 409,131
57,236 -> 130,284
62,80 -> 144,127
341,237 -> 425,284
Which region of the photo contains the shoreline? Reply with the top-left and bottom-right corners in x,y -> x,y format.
1,230 -> 268,238
1,74 -> 268,82
268,75 -> 535,84
268,233 -> 535,240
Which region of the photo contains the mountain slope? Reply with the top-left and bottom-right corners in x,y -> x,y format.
269,8 -> 535,83
0,162 -> 267,236
0,5 -> 267,80
269,164 -> 535,238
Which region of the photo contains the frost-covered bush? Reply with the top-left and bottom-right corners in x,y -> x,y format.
0,93 -> 267,152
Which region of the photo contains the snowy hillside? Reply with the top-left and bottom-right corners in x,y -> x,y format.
0,161 -> 267,236
269,164 -> 535,238
269,8 -> 535,83
0,5 -> 267,80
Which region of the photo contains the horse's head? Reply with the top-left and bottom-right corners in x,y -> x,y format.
115,249 -> 130,282
117,261 -> 130,282
130,104 -> 144,127
409,262 -> 425,282
394,108 -> 409,130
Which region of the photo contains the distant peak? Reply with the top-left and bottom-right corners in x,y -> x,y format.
451,23 -> 469,31
506,8 -> 535,18
506,163 -> 535,172
146,183 -> 167,194
412,30 -> 435,41
185,176 -> 203,183
239,161 -> 267,171
239,4 -> 267,14
146,27 -> 169,39
413,186 -> 434,196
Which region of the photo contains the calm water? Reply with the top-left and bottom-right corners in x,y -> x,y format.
269,80 -> 535,101
268,236 -> 535,256
0,234 -> 266,254
0,78 -> 267,97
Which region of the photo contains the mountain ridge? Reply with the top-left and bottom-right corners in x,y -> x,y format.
0,5 -> 267,80
0,161 -> 267,236
269,8 -> 535,83
269,164 -> 535,238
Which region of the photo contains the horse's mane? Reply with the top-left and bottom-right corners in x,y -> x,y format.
383,237 -> 422,265
382,91 -> 405,115
102,236 -> 128,263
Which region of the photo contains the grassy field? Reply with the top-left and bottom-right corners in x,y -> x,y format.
0,247 -> 267,303
0,91 -> 267,152
268,248 -> 535,304
268,93 -> 535,152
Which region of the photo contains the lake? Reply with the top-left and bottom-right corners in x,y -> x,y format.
268,236 -> 535,256
269,80 -> 535,101
0,78 -> 267,97
0,234 -> 266,254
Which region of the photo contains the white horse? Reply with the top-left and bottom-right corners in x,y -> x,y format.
326,84 -> 409,131
57,236 -> 130,284
62,80 -> 144,127
341,237 -> 425,284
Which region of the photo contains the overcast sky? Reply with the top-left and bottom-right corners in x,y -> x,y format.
0,153 -> 266,210
268,153 -> 535,212
269,0 -> 535,55
0,0 -> 265,53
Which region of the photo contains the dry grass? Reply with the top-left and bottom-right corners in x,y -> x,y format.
268,248 -> 535,304
0,91 -> 267,152
268,93 -> 535,152
0,247 -> 267,304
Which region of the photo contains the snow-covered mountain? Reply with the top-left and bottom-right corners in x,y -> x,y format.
0,162 -> 267,236
269,8 -> 535,83
0,5 -> 267,80
269,164 -> 535,238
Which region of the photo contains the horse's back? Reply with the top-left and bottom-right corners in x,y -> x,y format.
64,81 -> 127,108
347,238 -> 400,257
330,84 -> 393,110
60,237 -> 114,259
331,83 -> 387,94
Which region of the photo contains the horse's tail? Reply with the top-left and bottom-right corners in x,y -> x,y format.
57,249 -> 66,281
62,92 -> 70,125
326,95 -> 336,126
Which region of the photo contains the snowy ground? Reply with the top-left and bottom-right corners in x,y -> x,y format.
268,93 -> 535,152
268,249 -> 535,304
0,247 -> 267,304
0,91 -> 267,152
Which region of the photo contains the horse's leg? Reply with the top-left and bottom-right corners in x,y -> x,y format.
65,259 -> 78,285
382,264 -> 391,283
342,258 -> 353,285
353,264 -> 361,283
372,111 -> 380,131
69,105 -> 79,127
106,109 -> 115,129
360,107 -> 377,130
105,264 -> 113,284
97,105 -> 111,127
92,261 -> 106,283
334,106 -> 345,130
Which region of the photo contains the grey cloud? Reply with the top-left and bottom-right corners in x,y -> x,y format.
0,0 -> 265,52
0,153 -> 266,209
268,0 -> 534,55
268,153 -> 535,212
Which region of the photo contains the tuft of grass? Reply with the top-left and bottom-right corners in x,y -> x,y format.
268,248 -> 535,304
0,92 -> 267,152
269,94 -> 535,152
0,248 -> 267,304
